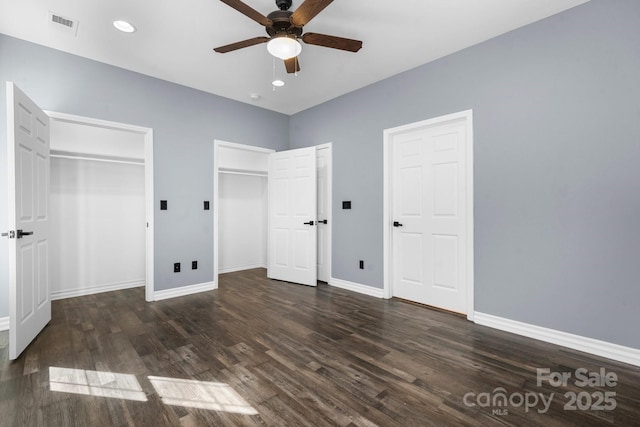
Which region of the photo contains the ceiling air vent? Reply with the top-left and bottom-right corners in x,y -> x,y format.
48,11 -> 79,36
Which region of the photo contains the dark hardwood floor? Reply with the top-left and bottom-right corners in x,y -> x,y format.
1,268 -> 638,426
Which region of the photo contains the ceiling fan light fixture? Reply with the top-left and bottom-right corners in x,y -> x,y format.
267,36 -> 301,60
272,79 -> 285,87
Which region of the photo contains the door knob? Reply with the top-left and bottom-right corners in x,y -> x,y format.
393,221 -> 403,227
303,221 -> 315,226
319,219 -> 328,224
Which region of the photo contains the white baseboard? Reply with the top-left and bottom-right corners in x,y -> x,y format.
0,316 -> 8,332
474,312 -> 640,367
219,263 -> 267,274
51,280 -> 145,301
329,277 -> 385,298
153,281 -> 216,302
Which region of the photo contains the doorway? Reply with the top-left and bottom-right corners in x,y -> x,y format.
383,110 -> 474,319
46,112 -> 155,302
213,141 -> 332,288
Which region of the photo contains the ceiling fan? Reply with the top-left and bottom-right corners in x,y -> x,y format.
214,0 -> 363,74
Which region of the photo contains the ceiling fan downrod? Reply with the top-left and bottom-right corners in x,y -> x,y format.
275,0 -> 293,11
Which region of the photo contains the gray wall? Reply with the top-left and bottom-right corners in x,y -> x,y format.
0,34 -> 289,317
289,0 -> 640,349
3,0 -> 639,350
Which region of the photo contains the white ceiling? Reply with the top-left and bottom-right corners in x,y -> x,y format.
0,0 -> 589,115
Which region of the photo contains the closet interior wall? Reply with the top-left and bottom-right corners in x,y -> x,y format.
218,172 -> 267,273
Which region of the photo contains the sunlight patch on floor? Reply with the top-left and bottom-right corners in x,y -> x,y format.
49,367 -> 147,401
148,376 -> 258,415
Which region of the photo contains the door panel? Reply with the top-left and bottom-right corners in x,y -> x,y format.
268,147 -> 317,286
7,82 -> 51,360
392,119 -> 468,314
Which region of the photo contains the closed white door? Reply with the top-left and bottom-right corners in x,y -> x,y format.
316,146 -> 330,282
392,118 -> 469,313
268,147 -> 317,286
6,82 -> 51,359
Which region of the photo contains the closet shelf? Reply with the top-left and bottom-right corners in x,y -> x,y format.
51,150 -> 144,165
218,167 -> 267,177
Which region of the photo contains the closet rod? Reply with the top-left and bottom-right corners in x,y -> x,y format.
51,153 -> 144,166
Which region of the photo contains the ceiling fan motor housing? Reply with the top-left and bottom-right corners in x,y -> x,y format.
266,10 -> 302,37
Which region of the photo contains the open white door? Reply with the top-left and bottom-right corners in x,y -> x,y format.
268,147 -> 317,286
6,82 -> 51,360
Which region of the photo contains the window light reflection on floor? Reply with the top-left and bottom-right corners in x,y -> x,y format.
148,376 -> 258,415
49,367 -> 147,402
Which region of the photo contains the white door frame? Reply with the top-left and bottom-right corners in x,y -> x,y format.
383,110 -> 474,321
45,111 -> 155,302
213,140 -> 274,287
316,143 -> 332,283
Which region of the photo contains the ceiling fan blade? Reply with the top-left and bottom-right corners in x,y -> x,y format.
219,0 -> 272,27
291,0 -> 334,27
302,33 -> 362,52
214,36 -> 270,53
284,57 -> 301,74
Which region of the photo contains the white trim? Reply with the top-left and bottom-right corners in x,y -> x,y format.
474,312 -> 640,367
144,129 -> 155,302
153,281 -> 216,301
329,278 -> 385,298
51,280 -> 145,301
383,110 -> 474,321
44,111 -> 151,134
218,264 -> 267,274
316,143 -> 332,283
213,140 -> 275,290
0,317 -> 8,332
45,111 -> 155,303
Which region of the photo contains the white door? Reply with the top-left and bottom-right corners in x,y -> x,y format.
316,146 -> 330,282
6,82 -> 51,359
268,147 -> 317,286
392,118 -> 469,313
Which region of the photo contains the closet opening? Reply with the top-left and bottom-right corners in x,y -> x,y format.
213,141 -> 332,288
213,141 -> 274,285
47,112 -> 154,301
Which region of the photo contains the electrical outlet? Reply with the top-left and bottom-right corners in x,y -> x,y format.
174,262 -> 180,273
160,200 -> 167,210
192,261 -> 198,270
204,201 -> 210,210
359,260 -> 364,269
342,201 -> 352,209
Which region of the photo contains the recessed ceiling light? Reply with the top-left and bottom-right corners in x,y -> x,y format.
113,20 -> 136,33
272,79 -> 285,87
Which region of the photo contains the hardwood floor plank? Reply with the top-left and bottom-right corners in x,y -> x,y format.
0,268 -> 638,426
